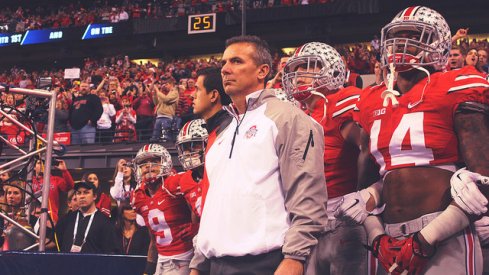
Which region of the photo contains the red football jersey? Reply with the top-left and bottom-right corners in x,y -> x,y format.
307,86 -> 361,198
177,171 -> 202,217
355,66 -> 489,176
132,175 -> 197,256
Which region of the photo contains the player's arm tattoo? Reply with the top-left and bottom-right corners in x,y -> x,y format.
455,112 -> 489,176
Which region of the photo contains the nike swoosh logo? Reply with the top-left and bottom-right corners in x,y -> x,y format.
407,102 -> 416,109
345,199 -> 360,211
158,200 -> 165,205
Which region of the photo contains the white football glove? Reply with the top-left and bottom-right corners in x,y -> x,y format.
334,189 -> 384,224
474,216 -> 489,246
450,168 -> 489,215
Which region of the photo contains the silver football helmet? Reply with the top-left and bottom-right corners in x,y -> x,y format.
380,6 -> 451,72
282,42 -> 346,101
133,144 -> 173,185
175,119 -> 208,171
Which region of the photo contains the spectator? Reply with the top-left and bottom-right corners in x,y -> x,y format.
69,81 -> 103,144
114,96 -> 137,142
110,159 -> 136,204
176,78 -> 196,128
109,8 -> 120,23
54,98 -> 70,133
133,85 -> 154,141
81,172 -> 112,218
151,78 -> 178,142
370,35 -> 380,54
448,45 -> 465,70
478,48 -> 488,73
0,94 -> 25,145
465,48 -> 479,67
96,91 -> 116,143
67,189 -> 79,213
118,7 -> 129,21
370,60 -> 383,86
114,203 -> 150,256
266,56 -> 289,89
338,49 -> 363,88
2,180 -> 36,251
32,159 -> 74,223
108,90 -> 122,110
452,28 -> 469,43
55,181 -> 118,254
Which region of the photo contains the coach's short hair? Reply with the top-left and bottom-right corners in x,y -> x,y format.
225,35 -> 273,71
196,67 -> 231,105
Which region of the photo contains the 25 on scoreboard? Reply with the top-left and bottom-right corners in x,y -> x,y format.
188,13 -> 216,34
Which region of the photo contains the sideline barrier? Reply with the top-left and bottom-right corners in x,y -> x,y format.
0,251 -> 146,275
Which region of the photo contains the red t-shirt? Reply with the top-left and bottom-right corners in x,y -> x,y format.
97,193 -> 112,218
32,170 -> 74,223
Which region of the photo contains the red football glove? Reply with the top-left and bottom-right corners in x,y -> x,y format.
369,234 -> 407,275
395,233 -> 435,275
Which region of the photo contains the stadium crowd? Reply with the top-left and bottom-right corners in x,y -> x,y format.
1,30 -> 488,145
0,0 -> 332,33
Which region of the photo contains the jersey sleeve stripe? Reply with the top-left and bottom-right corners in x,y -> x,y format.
455,75 -> 488,81
447,83 -> 489,94
335,95 -> 360,106
332,104 -> 356,118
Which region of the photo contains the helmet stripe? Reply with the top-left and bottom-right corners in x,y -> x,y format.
182,121 -> 191,136
402,6 -> 419,19
294,44 -> 305,57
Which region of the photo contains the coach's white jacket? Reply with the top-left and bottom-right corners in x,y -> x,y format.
197,89 -> 328,261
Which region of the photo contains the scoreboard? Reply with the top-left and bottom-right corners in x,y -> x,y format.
188,13 -> 216,34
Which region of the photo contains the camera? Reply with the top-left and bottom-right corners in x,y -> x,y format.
52,159 -> 60,166
36,77 -> 53,91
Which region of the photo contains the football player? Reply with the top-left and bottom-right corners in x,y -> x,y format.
353,6 -> 489,275
283,42 -> 381,274
175,119 -> 208,217
131,144 -> 198,275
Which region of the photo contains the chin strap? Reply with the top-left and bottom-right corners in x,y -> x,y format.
406,65 -> 431,109
310,90 -> 328,123
381,63 -> 400,108
381,60 -> 432,109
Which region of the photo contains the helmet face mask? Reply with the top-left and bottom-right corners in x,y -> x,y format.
176,119 -> 208,171
176,139 -> 206,170
380,6 -> 451,72
133,144 -> 173,185
283,42 -> 346,101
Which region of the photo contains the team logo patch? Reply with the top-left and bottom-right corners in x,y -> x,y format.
245,125 -> 258,139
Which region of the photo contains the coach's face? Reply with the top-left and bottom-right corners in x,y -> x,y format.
221,42 -> 263,97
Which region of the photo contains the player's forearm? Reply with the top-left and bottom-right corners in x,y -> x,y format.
357,129 -> 380,190
419,204 -> 469,245
147,235 -> 158,263
455,112 -> 489,176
